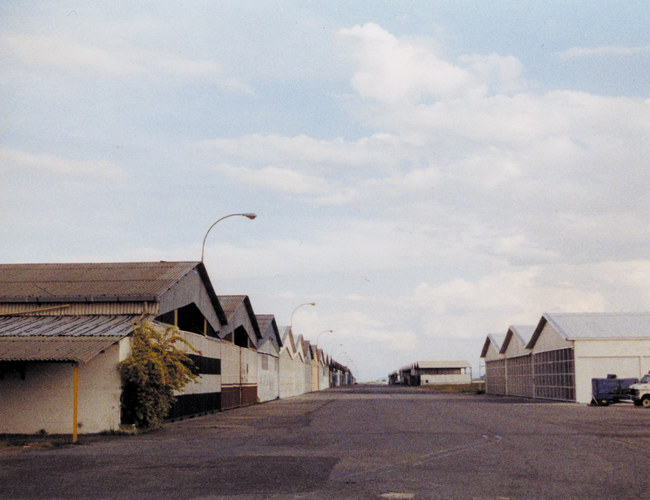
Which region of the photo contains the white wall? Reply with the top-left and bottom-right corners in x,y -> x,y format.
175,331 -> 222,397
421,373 -> 471,385
221,341 -> 258,405
530,323 -> 569,353
319,363 -> 329,390
257,352 -> 279,402
574,339 -> 650,404
279,350 -> 298,398
0,340 -> 125,435
483,342 -> 503,362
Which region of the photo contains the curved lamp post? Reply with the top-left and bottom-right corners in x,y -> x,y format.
289,302 -> 316,331
315,329 -> 333,345
200,213 -> 257,262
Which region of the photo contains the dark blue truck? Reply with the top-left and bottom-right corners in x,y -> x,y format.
591,376 -> 638,406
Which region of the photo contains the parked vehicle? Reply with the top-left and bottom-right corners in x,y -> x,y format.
628,373 -> 650,408
591,376 -> 637,406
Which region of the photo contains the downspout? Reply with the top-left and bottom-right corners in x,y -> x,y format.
72,363 -> 79,443
239,346 -> 243,407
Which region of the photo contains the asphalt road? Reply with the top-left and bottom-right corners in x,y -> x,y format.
1,384 -> 649,499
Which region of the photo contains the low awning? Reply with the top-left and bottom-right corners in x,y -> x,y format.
0,314 -> 139,362
0,336 -> 124,363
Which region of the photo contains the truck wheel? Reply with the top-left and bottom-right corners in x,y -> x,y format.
599,399 -> 610,406
642,396 -> 650,408
634,399 -> 643,407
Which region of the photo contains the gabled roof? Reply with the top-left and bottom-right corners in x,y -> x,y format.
415,360 -> 471,369
219,295 -> 262,340
256,314 -> 283,351
527,312 -> 650,349
0,262 -> 197,303
500,325 -> 535,354
0,261 -> 227,324
303,339 -> 313,361
293,334 -> 306,360
279,326 -> 297,356
480,333 -> 505,358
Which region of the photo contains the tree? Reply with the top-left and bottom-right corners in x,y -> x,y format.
119,321 -> 198,428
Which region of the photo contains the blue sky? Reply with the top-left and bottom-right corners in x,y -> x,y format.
2,2 -> 649,380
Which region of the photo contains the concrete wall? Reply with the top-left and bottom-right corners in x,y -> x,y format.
221,341 -> 258,409
302,357 -> 312,394
311,360 -> 319,392
175,331 -> 222,398
503,337 -> 529,358
279,350 -> 298,398
0,339 -> 127,435
319,363 -> 329,390
257,352 -> 279,402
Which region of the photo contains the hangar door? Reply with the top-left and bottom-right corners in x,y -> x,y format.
533,348 -> 575,401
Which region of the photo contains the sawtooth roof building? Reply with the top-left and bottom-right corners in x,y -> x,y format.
480,312 -> 650,404
0,261 -> 354,436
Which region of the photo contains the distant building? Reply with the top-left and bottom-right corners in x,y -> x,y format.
0,261 -> 355,436
389,361 -> 472,386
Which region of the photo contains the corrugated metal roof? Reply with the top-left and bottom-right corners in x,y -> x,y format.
526,312 -> 650,349
0,336 -> 123,362
0,262 -> 199,303
278,326 -> 296,354
0,302 -> 159,316
256,314 -> 282,349
499,325 -> 535,354
219,295 -> 261,340
480,333 -> 505,358
256,314 -> 274,333
545,312 -> 650,340
0,314 -> 139,337
219,295 -> 246,318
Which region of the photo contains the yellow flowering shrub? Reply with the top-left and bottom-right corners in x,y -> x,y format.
119,321 -> 198,428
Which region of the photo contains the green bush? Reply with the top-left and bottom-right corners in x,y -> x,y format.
119,322 -> 198,428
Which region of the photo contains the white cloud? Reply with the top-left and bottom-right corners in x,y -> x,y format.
459,53 -> 525,94
412,259 -> 650,340
0,33 -> 252,92
0,149 -> 126,179
197,133 -> 405,170
212,163 -> 331,194
557,45 -> 650,58
338,23 -> 474,105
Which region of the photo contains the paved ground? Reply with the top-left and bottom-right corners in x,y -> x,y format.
1,384 -> 649,499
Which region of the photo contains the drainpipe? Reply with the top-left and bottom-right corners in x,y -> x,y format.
72,363 -> 79,443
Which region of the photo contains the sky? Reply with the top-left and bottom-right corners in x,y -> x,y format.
2,1 -> 649,381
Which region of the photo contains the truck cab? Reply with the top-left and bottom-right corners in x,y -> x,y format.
629,373 -> 650,408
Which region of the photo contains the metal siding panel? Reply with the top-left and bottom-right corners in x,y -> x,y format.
0,315 -> 139,337
0,303 -> 159,315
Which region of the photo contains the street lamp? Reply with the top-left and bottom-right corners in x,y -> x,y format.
330,343 -> 343,359
289,302 -> 316,331
200,213 -> 257,262
315,329 -> 333,345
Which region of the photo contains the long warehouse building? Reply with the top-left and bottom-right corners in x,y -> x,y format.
481,312 -> 650,404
